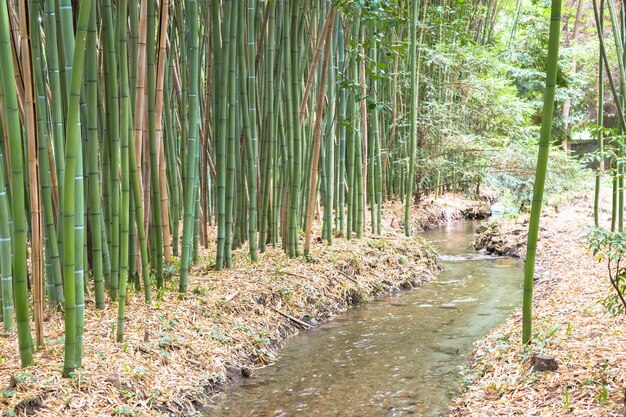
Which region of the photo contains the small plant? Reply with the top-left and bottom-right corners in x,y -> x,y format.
158,334 -> 173,349
210,324 -> 229,344
255,331 -> 269,345
528,323 -> 560,352
192,285 -> 206,295
69,371 -> 90,390
545,324 -> 560,339
132,367 -> 148,380
281,286 -> 292,302
155,285 -> 166,301
163,263 -> 176,281
114,405 -> 134,416
585,227 -> 626,314
598,382 -> 608,406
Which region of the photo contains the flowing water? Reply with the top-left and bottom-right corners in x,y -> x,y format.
206,221 -> 523,417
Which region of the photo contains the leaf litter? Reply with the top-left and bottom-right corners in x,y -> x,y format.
454,190 -> 626,417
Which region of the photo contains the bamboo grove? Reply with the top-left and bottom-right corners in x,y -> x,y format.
0,0 -> 501,374
590,0 -> 626,233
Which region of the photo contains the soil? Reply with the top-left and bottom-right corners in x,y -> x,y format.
405,193 -> 492,231
0,194 -> 487,417
454,190 -> 626,417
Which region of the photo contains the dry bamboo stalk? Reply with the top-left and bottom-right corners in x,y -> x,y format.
298,7 -> 335,127
134,0 -> 148,217
155,0 -> 172,263
158,144 -> 171,262
200,22 -> 211,248
335,269 -> 359,284
142,93 -> 151,239
304,9 -> 335,255
254,1 -> 272,70
267,305 -> 312,329
7,1 -> 24,121
18,0 -> 44,348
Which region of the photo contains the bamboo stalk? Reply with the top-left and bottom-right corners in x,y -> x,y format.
304,8 -> 335,256
19,0 -> 44,348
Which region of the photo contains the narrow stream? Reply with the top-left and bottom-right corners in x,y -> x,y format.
206,221 -> 523,416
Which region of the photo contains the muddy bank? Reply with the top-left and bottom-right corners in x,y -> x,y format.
1,194 -> 484,417
387,194 -> 491,232
454,191 -> 626,416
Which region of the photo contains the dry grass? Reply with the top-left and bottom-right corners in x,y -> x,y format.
454,191 -> 626,417
0,194 -> 488,416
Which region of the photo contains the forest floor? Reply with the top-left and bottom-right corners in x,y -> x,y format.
454,189 -> 626,417
0,194 -> 489,417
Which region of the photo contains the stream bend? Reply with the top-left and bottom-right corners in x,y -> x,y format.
207,221 -> 523,417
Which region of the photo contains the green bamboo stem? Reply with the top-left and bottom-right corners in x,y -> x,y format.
179,0 -> 201,292
215,0 -> 230,270
259,0 -> 276,252
102,0 -> 121,302
60,0 -> 92,377
405,0 -> 421,236
0,0 -> 34,367
117,0 -> 131,342
246,0 -> 259,261
522,0 -> 562,345
0,134 -> 12,333
30,0 -> 63,308
594,0 -> 604,228
224,0 -> 239,268
86,3 -> 105,309
147,0 -> 164,287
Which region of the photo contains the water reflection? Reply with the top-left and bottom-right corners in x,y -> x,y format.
207,221 -> 522,417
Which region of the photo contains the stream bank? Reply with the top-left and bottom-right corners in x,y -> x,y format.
206,220 -> 523,417
454,191 -> 626,416
0,194 -> 488,416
